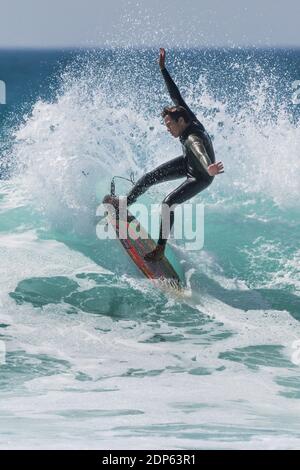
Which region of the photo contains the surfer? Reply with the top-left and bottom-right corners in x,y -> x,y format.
110,48 -> 224,261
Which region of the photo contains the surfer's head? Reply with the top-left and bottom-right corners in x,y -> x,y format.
162,106 -> 191,138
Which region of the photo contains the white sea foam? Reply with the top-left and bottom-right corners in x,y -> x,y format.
1,48 -> 300,449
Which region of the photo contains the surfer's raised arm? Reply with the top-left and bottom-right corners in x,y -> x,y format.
159,48 -> 196,121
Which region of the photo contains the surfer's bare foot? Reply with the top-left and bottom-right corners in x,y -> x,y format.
144,245 -> 165,261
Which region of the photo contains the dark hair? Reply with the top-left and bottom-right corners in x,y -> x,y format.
161,106 -> 191,124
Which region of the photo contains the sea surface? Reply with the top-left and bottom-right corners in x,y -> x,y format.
0,47 -> 300,449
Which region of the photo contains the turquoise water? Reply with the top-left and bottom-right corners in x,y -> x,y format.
0,48 -> 300,449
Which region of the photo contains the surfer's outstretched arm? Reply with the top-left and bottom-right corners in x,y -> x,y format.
187,134 -> 224,176
159,48 -> 196,121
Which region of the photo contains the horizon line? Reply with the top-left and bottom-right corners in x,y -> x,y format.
0,44 -> 300,51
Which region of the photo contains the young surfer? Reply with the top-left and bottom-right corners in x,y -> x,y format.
108,48 -> 224,261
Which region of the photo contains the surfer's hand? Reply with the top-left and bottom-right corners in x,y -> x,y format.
208,161 -> 224,176
159,48 -> 166,69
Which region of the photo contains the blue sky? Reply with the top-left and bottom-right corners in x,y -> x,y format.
0,0 -> 299,48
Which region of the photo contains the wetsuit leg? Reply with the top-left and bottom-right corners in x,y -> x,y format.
157,176 -> 212,247
127,156 -> 186,206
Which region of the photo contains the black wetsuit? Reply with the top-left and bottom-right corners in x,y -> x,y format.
127,66 -> 216,248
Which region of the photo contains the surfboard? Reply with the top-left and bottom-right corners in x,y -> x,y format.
102,195 -> 182,289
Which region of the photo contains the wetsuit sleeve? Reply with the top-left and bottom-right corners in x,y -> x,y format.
161,67 -> 197,121
186,134 -> 212,175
